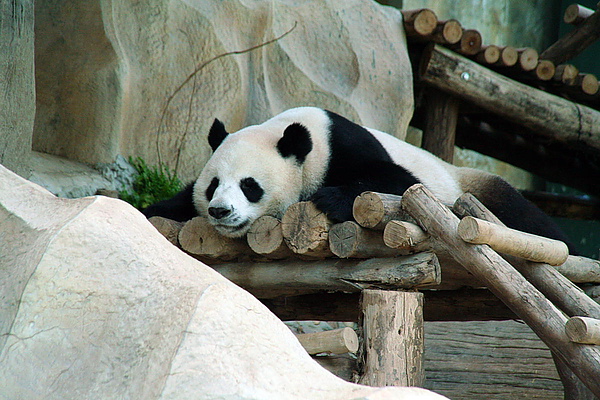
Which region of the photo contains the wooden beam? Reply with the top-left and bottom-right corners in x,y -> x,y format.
454,114 -> 600,197
419,44 -> 600,151
541,7 -> 600,64
261,289 -> 518,322
358,290 -> 424,387
402,184 -> 600,396
211,252 -> 441,298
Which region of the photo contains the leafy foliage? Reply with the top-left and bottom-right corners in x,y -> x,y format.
120,157 -> 183,210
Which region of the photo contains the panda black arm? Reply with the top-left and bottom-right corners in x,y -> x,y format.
311,160 -> 419,222
141,183 -> 198,222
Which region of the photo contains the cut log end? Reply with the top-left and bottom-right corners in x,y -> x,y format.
281,201 -> 333,257
402,8 -> 438,37
457,29 -> 482,55
518,48 -> 539,71
295,327 -> 359,355
247,215 -> 293,259
564,4 -> 595,25
565,316 -> 600,344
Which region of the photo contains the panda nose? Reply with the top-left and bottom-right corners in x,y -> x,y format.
208,206 -> 232,219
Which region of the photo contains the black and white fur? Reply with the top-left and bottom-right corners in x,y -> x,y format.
143,107 -> 574,252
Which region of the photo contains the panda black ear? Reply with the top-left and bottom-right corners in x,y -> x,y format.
208,118 -> 229,151
277,123 -> 313,164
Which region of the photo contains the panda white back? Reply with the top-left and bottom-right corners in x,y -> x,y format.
365,127 -> 462,205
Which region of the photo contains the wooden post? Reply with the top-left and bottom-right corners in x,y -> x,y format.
402,184 -> 600,396
295,327 -> 359,355
419,44 -> 600,151
358,289 -> 424,387
422,88 -> 459,163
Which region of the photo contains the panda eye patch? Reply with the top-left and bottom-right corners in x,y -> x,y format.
240,177 -> 263,203
206,177 -> 219,201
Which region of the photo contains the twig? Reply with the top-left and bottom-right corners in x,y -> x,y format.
156,23 -> 298,165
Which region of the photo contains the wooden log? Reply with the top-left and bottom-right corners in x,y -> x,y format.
401,8 -> 438,37
281,201 -> 333,258
178,216 -> 253,261
534,60 -> 556,81
455,194 -> 600,398
295,327 -> 359,355
419,44 -> 600,151
432,19 -> 463,45
212,252 -> 441,298
383,220 -> 430,252
451,29 -> 482,55
328,221 -> 398,259
556,256 -> 600,284
516,47 -> 539,71
422,88 -> 459,162
457,216 -> 569,266
402,183 -> 600,396
565,4 -> 595,25
577,73 -> 600,95
358,290 -> 424,387
541,7 -> 600,64
148,216 -> 185,246
475,45 -> 500,64
247,215 -> 294,259
494,45 -> 519,67
453,193 -> 600,317
566,316 -> 600,345
553,64 -> 579,84
352,191 -> 413,230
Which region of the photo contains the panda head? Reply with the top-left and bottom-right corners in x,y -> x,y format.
193,108 -> 330,237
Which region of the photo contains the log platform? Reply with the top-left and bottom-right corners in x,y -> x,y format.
149,187 -> 600,397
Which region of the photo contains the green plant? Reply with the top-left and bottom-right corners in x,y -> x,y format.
120,157 -> 183,210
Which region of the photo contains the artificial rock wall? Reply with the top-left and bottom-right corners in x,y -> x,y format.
33,0 -> 414,182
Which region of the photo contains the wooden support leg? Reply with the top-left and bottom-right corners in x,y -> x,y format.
421,88 -> 459,163
358,289 -> 424,387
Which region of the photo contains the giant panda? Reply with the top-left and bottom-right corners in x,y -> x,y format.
143,107 -> 575,253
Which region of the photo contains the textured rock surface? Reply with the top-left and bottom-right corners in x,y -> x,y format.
0,164 -> 446,399
0,0 -> 34,178
33,0 -> 413,182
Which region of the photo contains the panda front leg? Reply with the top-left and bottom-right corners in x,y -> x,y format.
311,162 -> 420,223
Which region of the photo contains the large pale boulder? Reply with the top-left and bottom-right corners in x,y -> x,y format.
0,164 -> 445,399
33,0 -> 413,182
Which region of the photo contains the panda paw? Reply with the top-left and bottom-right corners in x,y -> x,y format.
310,186 -> 355,222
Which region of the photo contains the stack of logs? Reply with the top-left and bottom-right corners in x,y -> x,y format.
401,4 -> 600,107
149,185 -> 600,394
